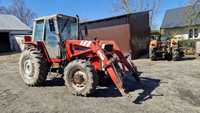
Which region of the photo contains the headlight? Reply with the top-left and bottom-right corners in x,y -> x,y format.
101,44 -> 113,51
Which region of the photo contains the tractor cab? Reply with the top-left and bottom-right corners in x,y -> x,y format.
32,14 -> 79,59
150,34 -> 161,40
150,34 -> 169,41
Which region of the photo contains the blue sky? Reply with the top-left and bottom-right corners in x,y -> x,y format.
0,0 -> 188,27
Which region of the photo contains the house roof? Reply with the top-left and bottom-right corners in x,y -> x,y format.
0,14 -> 31,31
161,5 -> 200,29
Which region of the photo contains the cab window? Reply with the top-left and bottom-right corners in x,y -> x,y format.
45,20 -> 58,47
160,36 -> 169,41
58,17 -> 78,41
34,20 -> 44,41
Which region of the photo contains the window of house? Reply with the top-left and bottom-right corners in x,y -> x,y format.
194,28 -> 199,38
189,29 -> 193,38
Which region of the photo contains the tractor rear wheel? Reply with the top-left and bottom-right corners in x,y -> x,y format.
19,48 -> 49,86
149,48 -> 157,61
172,48 -> 181,61
165,53 -> 172,61
64,60 -> 98,96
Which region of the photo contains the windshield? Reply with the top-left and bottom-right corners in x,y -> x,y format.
160,36 -> 169,41
58,17 -> 78,41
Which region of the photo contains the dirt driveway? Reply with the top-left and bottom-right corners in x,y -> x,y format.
0,53 -> 200,113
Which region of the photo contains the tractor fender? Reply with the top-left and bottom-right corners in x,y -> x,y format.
24,42 -> 37,49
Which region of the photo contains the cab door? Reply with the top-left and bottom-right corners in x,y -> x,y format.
44,19 -> 61,59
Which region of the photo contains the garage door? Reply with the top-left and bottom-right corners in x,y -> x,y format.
0,32 -> 10,52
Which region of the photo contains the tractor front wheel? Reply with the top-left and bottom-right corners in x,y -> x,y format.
19,48 -> 49,86
172,51 -> 180,61
64,60 -> 98,96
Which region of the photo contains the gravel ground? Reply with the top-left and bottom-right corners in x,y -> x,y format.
0,53 -> 200,113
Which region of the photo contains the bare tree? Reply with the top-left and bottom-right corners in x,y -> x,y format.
0,0 -> 7,13
0,0 -> 36,26
113,0 -> 162,27
183,0 -> 200,27
187,0 -> 200,5
0,5 -> 10,14
113,0 -> 132,13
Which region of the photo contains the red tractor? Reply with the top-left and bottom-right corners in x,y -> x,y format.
19,14 -> 141,96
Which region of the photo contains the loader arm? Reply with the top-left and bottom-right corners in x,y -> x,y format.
95,48 -> 128,96
64,40 -> 140,96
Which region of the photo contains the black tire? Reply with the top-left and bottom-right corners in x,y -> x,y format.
165,53 -> 172,61
172,52 -> 179,61
172,49 -> 180,61
19,48 -> 49,86
64,60 -> 98,96
196,53 -> 200,59
149,48 -> 157,61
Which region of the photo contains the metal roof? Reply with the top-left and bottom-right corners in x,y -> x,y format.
80,11 -> 149,30
161,5 -> 200,29
80,11 -> 149,24
34,14 -> 76,21
0,14 -> 31,31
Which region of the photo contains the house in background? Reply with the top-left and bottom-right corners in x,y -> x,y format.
81,11 -> 150,58
0,14 -> 31,52
161,5 -> 200,40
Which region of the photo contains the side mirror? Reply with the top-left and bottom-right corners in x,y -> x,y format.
49,19 -> 55,32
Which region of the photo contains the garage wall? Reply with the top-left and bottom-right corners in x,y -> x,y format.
83,24 -> 131,53
0,32 -> 10,52
81,11 -> 150,58
129,11 -> 150,57
9,31 -> 31,52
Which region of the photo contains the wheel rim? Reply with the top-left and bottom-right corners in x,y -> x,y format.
23,58 -> 33,79
71,70 -> 88,91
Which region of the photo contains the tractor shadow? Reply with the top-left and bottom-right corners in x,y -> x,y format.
43,73 -> 162,103
92,74 -> 162,103
180,56 -> 196,61
44,77 -> 65,87
129,77 -> 163,104
0,51 -> 20,56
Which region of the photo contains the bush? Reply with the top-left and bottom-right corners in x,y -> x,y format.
179,39 -> 200,55
179,39 -> 200,48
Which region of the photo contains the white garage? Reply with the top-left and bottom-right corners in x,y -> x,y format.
0,14 -> 31,52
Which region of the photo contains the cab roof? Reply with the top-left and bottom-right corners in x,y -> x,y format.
34,14 -> 76,21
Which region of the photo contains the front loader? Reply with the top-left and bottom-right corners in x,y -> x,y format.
19,14 -> 141,96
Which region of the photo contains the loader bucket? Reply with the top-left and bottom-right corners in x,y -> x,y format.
103,50 -> 141,96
